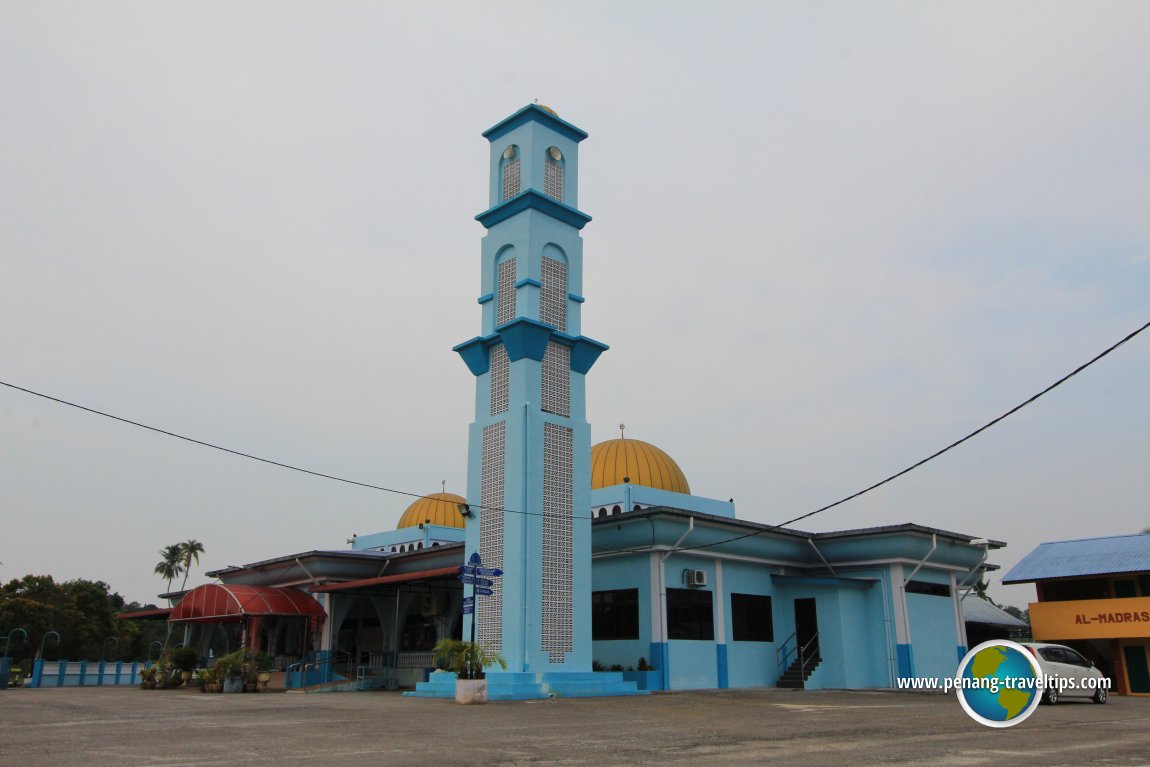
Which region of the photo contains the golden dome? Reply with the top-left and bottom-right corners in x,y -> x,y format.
535,103 -> 558,116
590,439 -> 691,495
397,492 -> 468,529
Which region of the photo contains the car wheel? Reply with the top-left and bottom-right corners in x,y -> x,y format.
1093,687 -> 1108,704
1044,686 -> 1059,705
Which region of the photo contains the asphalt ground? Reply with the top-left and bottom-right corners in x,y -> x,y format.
2,686 -> 1149,767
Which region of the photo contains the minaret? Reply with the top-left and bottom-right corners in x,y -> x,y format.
454,104 -> 607,678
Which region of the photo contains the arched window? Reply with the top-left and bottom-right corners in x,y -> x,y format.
544,146 -> 564,201
501,145 -> 521,200
540,245 -> 567,332
633,504 -> 642,512
496,250 -> 517,326
612,505 -> 621,516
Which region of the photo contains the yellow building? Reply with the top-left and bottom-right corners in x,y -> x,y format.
1003,533 -> 1150,696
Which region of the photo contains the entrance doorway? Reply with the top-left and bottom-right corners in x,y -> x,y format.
794,598 -> 819,659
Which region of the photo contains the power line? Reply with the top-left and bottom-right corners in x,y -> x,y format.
597,317 -> 1150,556
2,317 -> 1147,545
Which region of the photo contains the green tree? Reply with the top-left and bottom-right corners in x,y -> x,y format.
0,575 -> 143,668
177,539 -> 205,593
154,544 -> 184,596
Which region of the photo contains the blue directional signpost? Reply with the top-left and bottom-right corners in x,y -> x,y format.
459,552 -> 503,679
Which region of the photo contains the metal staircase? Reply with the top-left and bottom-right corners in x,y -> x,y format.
776,632 -> 820,689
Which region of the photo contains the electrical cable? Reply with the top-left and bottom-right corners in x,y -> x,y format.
2,317 -> 1146,548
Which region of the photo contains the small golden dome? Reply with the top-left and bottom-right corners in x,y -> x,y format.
535,103 -> 558,117
397,492 -> 468,529
590,439 -> 691,495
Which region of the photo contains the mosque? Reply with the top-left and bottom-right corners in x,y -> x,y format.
149,105 -> 1004,697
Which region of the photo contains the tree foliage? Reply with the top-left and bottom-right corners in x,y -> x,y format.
0,575 -> 163,668
177,539 -> 205,592
154,544 -> 184,594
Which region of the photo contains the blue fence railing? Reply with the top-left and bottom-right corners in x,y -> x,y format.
23,659 -> 144,688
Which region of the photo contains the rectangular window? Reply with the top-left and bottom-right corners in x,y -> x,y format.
905,580 -> 951,597
667,588 -> 714,641
731,593 -> 773,642
591,589 -> 639,641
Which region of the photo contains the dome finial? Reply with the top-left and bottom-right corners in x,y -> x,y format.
619,423 -> 626,440
441,479 -> 446,494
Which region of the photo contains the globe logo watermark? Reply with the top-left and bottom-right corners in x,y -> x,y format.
954,640 -> 1043,728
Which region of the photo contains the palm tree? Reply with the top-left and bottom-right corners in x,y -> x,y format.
154,544 -> 185,595
177,539 -> 205,592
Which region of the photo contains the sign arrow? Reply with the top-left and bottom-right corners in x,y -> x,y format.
461,604 -> 474,614
474,586 -> 494,596
459,574 -> 494,587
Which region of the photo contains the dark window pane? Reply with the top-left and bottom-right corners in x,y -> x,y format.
1114,580 -> 1137,598
667,588 -> 714,641
592,589 -> 639,640
905,580 -> 951,597
731,593 -> 773,642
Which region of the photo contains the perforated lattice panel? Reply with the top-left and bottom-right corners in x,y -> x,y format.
544,158 -> 563,202
478,421 -> 505,651
540,256 -> 567,332
541,421 -> 574,664
489,344 -> 509,416
541,342 -> 570,417
502,157 -> 520,200
496,258 -> 517,326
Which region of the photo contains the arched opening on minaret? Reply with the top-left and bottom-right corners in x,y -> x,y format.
544,146 -> 564,201
500,144 -> 521,200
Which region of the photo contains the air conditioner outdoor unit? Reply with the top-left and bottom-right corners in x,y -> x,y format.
685,569 -> 707,587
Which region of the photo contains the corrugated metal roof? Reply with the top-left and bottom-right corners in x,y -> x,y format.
960,593 -> 1027,627
1002,533 -> 1150,583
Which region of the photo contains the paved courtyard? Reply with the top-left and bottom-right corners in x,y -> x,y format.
2,686 -> 1149,767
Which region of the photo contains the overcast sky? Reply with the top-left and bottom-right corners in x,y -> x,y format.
2,1 -> 1147,608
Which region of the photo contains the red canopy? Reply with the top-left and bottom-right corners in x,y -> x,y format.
170,583 -> 326,623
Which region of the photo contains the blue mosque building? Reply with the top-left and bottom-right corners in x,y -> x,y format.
138,105 -> 1005,698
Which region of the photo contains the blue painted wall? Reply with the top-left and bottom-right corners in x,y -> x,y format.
907,591 -> 960,682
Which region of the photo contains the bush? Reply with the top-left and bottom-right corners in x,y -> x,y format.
432,639 -> 507,679
170,647 -> 199,673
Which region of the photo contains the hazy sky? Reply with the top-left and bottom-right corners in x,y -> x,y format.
2,2 -> 1147,608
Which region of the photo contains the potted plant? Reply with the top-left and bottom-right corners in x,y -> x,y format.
254,652 -> 272,691
212,650 -> 246,693
203,666 -> 222,693
170,647 -> 199,687
139,665 -> 158,690
433,639 -> 507,704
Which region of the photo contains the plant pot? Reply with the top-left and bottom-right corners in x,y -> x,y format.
455,677 -> 487,705
223,676 -> 244,693
181,671 -> 193,684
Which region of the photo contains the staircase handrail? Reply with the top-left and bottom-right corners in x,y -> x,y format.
776,632 -> 797,677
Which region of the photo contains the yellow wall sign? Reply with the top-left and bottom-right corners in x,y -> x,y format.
1030,597 -> 1150,641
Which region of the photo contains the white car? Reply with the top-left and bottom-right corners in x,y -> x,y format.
1020,642 -> 1109,704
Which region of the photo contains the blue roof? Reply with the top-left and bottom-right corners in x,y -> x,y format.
1002,533 -> 1150,583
